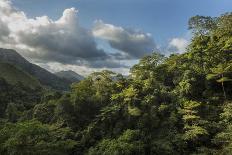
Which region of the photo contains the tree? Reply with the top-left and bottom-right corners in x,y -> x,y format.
5,103 -> 21,122
214,102 -> 232,154
188,15 -> 216,36
0,120 -> 76,155
180,100 -> 208,144
207,63 -> 232,99
130,52 -> 165,80
88,129 -> 144,155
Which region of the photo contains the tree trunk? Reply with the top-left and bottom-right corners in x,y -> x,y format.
221,74 -> 227,100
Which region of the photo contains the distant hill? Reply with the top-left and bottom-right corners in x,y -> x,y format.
0,62 -> 41,88
0,48 -> 71,90
55,70 -> 84,83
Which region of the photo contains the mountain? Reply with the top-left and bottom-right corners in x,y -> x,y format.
0,62 -> 41,88
55,70 -> 84,83
0,48 -> 71,90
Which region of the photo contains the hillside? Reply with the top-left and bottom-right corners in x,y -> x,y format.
55,70 -> 84,83
0,48 -> 71,90
0,62 -> 41,88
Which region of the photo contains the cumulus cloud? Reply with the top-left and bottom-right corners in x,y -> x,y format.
168,38 -> 189,53
93,20 -> 156,58
0,1 -> 109,63
0,0 -> 155,75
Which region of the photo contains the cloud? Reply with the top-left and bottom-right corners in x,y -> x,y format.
93,20 -> 156,58
0,2 -> 109,63
0,0 -> 129,71
36,62 -> 131,76
0,19 -> 9,41
0,0 -> 153,75
168,38 -> 189,53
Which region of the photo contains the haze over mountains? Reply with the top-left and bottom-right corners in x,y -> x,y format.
0,48 -> 84,91
55,70 -> 84,83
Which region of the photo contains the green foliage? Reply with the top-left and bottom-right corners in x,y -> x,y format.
0,62 -> 41,89
0,120 -> 76,155
213,102 -> 232,154
179,100 -> 208,150
188,15 -> 217,35
207,63 -> 232,99
88,129 -> 144,155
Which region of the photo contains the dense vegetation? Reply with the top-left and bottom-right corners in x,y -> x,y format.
0,13 -> 232,154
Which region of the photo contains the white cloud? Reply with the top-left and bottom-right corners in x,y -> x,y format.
93,20 -> 156,58
168,38 -> 189,53
0,0 -> 108,65
0,0 -> 155,75
36,62 -> 131,76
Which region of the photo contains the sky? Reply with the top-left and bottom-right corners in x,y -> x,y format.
0,0 -> 232,75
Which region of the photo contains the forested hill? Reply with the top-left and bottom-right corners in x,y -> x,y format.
0,62 -> 41,88
0,48 -> 71,91
0,13 -> 232,155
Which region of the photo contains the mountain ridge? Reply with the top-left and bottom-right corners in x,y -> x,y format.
0,48 -> 71,90
55,70 -> 84,83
